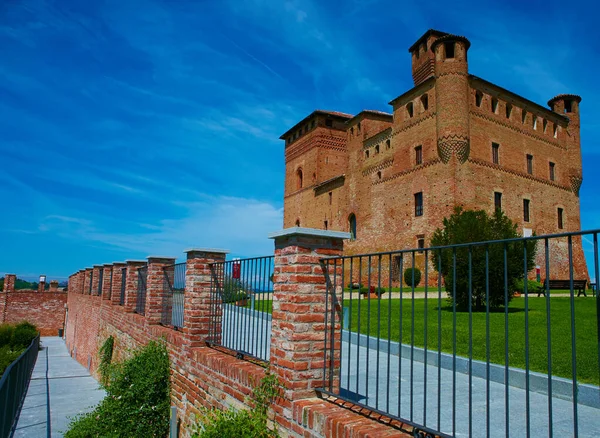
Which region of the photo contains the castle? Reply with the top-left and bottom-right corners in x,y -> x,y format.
281,29 -> 587,280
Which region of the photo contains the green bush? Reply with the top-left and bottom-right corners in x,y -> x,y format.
0,345 -> 22,376
403,268 -> 422,288
514,279 -> 542,294
0,324 -> 14,348
192,370 -> 280,438
11,323 -> 38,349
65,340 -> 171,438
98,336 -> 115,386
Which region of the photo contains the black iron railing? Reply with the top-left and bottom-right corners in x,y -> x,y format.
320,229 -> 599,438
0,335 -> 40,437
119,267 -> 126,305
209,256 -> 274,362
97,269 -> 103,296
162,263 -> 186,329
136,267 -> 147,315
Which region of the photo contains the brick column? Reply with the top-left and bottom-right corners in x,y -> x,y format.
84,268 -> 92,294
92,265 -> 102,296
49,280 -> 59,292
183,249 -> 228,349
102,265 -> 113,300
268,228 -> 349,409
77,270 -> 85,294
145,257 -> 176,325
111,263 -> 126,305
124,261 -> 146,312
38,276 -> 46,293
3,274 -> 16,293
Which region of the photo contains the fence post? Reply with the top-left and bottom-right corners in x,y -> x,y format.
3,274 -> 16,293
146,257 -> 177,325
49,280 -> 59,292
110,263 -> 126,305
102,265 -> 113,301
183,249 -> 228,349
124,261 -> 146,312
268,228 -> 349,415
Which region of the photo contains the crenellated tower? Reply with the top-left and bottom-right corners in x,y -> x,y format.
432,34 -> 471,164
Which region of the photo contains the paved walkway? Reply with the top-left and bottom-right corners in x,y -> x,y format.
13,337 -> 105,437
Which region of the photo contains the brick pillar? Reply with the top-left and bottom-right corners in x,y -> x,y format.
124,261 -> 146,312
77,270 -> 85,294
49,280 -> 59,292
92,265 -> 102,296
38,276 -> 46,293
111,263 -> 126,305
268,228 -> 349,410
84,268 -> 92,294
102,265 -> 113,300
145,257 -> 176,325
3,274 -> 16,293
183,249 -> 228,349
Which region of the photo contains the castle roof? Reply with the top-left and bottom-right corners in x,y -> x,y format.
548,94 -> 582,106
408,29 -> 448,52
346,110 -> 393,124
279,110 -> 353,139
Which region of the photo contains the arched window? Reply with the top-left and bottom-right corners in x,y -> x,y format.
296,168 -> 303,190
295,219 -> 300,227
420,94 -> 429,111
475,91 -> 483,107
406,102 -> 414,118
348,214 -> 357,240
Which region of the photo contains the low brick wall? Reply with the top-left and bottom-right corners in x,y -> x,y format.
1,289 -> 67,336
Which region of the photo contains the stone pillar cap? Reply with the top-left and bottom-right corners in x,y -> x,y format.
146,255 -> 177,260
125,260 -> 147,264
112,262 -> 127,265
93,264 -> 103,268
184,248 -> 229,254
103,263 -> 113,267
268,227 -> 351,240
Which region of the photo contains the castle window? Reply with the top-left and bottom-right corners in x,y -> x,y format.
377,171 -> 382,180
549,162 -> 555,181
296,168 -> 303,189
491,98 -> 498,114
564,100 -> 573,113
386,139 -> 391,149
417,236 -> 425,254
312,172 -> 316,183
295,219 -> 300,227
350,126 -> 354,135
406,102 -> 414,118
415,145 -> 423,165
365,150 -> 370,158
421,94 -> 429,111
358,122 -> 361,132
444,42 -> 455,58
494,192 -> 502,211
522,110 -> 527,124
329,192 -> 332,205
557,208 -> 564,229
324,220 -> 328,230
325,119 -> 333,127
506,103 -> 512,119
349,214 -> 357,240
414,192 -> 423,217
523,199 -> 530,222
526,154 -> 533,175
543,119 -> 548,133
492,142 -> 500,165
287,137 -> 291,145
375,144 -> 380,154
533,117 -> 538,130
311,120 -> 315,129
475,91 -> 483,107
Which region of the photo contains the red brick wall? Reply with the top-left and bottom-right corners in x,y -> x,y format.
1,290 -> 67,336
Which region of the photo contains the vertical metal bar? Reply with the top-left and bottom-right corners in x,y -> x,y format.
568,236 -> 579,437
423,248 -> 429,427
504,243 -> 510,438
437,249 -> 442,433
485,245 -> 490,438
544,238 -> 553,437
398,254 -> 404,418
347,257 -> 354,393
595,233 -> 600,390
410,250 -> 416,421
365,255 -> 372,405
322,259 -> 330,390
468,246 -> 473,438
376,255 -> 382,410
452,247 -> 457,437
524,242 -> 531,438
329,258 -> 338,390
357,257 -> 362,402
386,253 -> 392,415
339,257 -> 345,395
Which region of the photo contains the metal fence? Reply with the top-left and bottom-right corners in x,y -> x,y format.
136,267 -> 147,315
97,268 -> 103,296
119,267 -> 126,305
320,229 -> 599,438
0,335 -> 40,438
208,256 -> 274,362
162,263 -> 186,329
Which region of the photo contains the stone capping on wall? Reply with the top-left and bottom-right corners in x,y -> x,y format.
363,127 -> 392,149
268,227 -> 351,241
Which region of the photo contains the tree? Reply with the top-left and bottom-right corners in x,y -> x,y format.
430,207 -> 537,311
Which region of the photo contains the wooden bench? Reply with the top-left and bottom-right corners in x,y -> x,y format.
535,279 -> 588,297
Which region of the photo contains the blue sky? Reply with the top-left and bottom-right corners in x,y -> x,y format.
0,0 -> 598,280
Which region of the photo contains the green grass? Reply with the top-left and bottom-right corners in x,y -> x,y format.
249,295 -> 598,385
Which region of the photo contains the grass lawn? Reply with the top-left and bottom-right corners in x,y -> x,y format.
249,294 -> 598,385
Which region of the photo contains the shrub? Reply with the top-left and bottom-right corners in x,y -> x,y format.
65,340 -> 171,438
0,324 -> 14,348
431,207 -> 537,310
403,268 -> 422,288
98,335 -> 115,386
11,323 -> 38,349
0,345 -> 22,376
514,279 -> 542,294
192,369 -> 281,438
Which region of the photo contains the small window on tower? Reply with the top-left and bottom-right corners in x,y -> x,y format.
329,192 -> 332,205
325,119 -> 333,127
475,91 -> 483,107
533,117 -> 538,130
406,102 -> 414,118
414,192 -> 423,217
557,208 -> 564,229
553,124 -> 558,138
350,126 -> 354,135
357,122 -> 362,132
523,199 -> 530,222
526,154 -> 533,175
491,98 -> 498,114
296,168 -> 303,189
417,237 -> 425,254
522,110 -> 527,124
549,162 -> 555,181
564,100 -> 573,113
506,103 -> 512,119
494,192 -> 502,211
444,42 -> 455,58
543,119 -> 548,133
324,220 -> 328,230
415,145 -> 423,165
349,214 -> 357,240
375,144 -> 380,154
365,150 -> 370,158
295,219 -> 300,227
421,94 -> 429,111
377,171 -> 382,180
386,139 -> 391,149
492,143 -> 500,165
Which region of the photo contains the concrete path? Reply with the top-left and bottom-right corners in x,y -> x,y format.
13,337 -> 105,438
